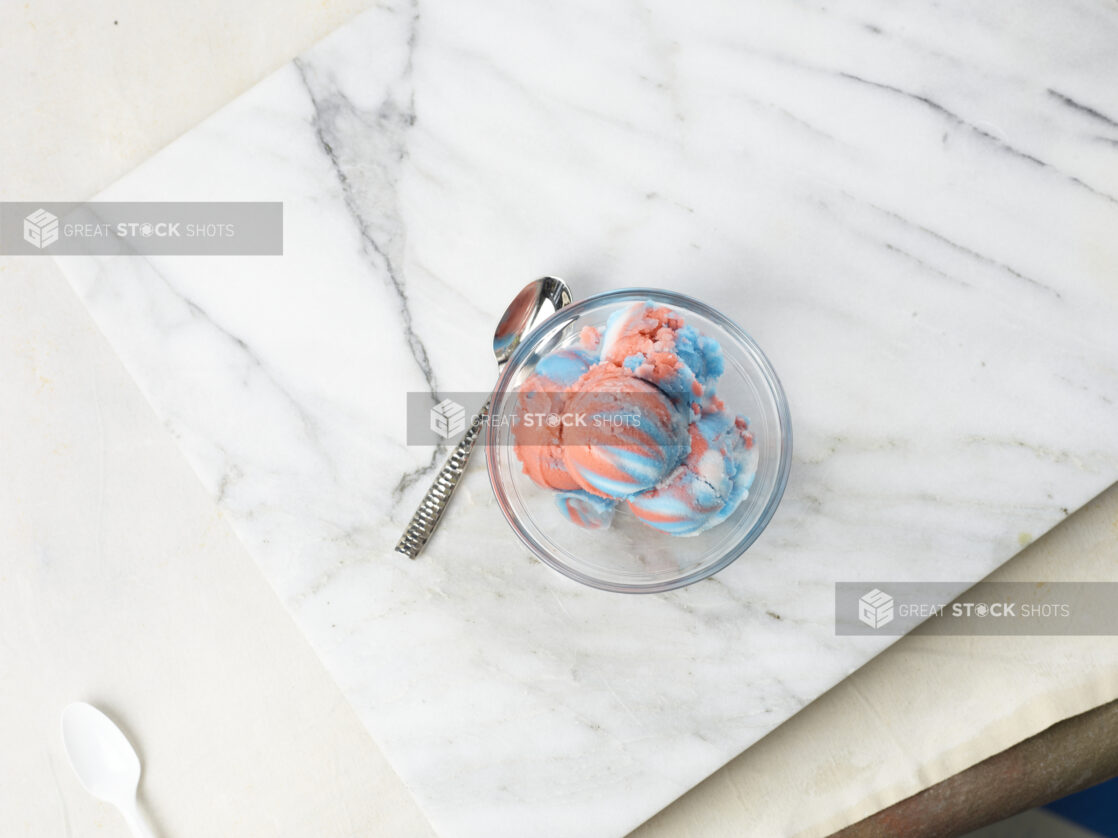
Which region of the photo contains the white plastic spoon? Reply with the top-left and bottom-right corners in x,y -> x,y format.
61,702 -> 157,838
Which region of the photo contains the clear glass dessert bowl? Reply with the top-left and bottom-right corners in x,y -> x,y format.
485,288 -> 792,593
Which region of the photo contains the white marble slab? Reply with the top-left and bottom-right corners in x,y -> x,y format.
55,0 -> 1118,835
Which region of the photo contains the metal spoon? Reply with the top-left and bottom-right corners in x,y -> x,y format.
61,702 -> 157,838
395,276 -> 572,558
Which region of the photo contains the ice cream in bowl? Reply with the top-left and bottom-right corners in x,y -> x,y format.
486,288 -> 791,592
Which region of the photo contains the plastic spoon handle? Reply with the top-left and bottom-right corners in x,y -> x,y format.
119,799 -> 157,838
394,398 -> 491,558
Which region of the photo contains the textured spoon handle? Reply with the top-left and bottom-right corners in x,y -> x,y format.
394,398 -> 491,558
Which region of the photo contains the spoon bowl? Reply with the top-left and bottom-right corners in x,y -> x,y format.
61,702 -> 156,838
493,276 -> 572,364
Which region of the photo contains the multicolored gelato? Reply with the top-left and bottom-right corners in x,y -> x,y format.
512,301 -> 756,536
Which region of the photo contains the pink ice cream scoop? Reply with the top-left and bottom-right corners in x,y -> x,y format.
511,301 -> 756,536
512,347 -> 596,491
561,365 -> 689,498
627,411 -> 756,536
600,301 -> 724,417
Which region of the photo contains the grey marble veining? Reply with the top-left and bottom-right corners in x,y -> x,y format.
55,1 -> 1118,835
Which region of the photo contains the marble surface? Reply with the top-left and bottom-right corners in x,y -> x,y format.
54,1 -> 1118,835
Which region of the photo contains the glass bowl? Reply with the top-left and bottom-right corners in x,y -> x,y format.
485,288 -> 792,593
